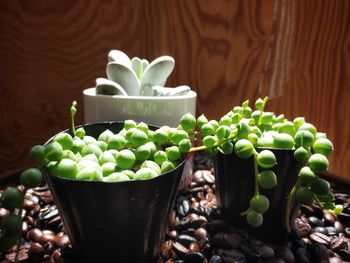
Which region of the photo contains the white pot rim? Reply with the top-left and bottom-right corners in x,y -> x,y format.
83,87 -> 197,100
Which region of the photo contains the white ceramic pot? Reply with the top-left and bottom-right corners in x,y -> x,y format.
83,88 -> 197,127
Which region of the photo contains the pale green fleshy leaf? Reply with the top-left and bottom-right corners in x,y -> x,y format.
108,50 -> 132,68
140,56 -> 174,96
106,62 -> 140,96
152,86 -> 172,96
131,57 -> 143,80
152,85 -> 191,96
95,78 -> 127,96
141,59 -> 149,73
169,85 -> 191,96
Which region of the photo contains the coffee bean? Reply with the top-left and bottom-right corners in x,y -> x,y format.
253,244 -> 275,259
330,237 -> 346,251
264,258 -> 286,263
203,172 -> 215,185
196,178 -> 207,187
5,249 -> 28,262
161,240 -> 173,259
194,228 -> 207,240
188,242 -> 200,252
43,242 -> 55,254
168,230 -> 177,239
39,191 -> 53,204
58,235 -> 70,248
177,203 -> 187,217
212,232 -> 243,249
196,192 -> 205,201
323,212 -> 336,225
52,250 -> 62,263
175,217 -> 190,231
338,249 -> 350,260
190,217 -> 208,229
23,198 -> 36,210
190,187 -> 204,194
193,171 -> 204,181
240,243 -> 260,261
209,255 -> 222,263
325,226 -> 337,236
311,226 -> 328,235
184,252 -> 206,263
42,254 -> 51,261
176,235 -> 198,247
206,192 -> 215,203
275,246 -> 294,263
22,221 -> 29,235
339,213 -> 350,224
199,200 -> 208,207
191,201 -> 200,209
230,228 -> 250,240
29,204 -> 40,217
24,216 -> 35,226
172,242 -> 189,257
217,248 -> 245,263
0,207 -> 9,219
329,257 -> 343,263
28,228 -> 43,241
308,216 -> 324,227
310,232 -> 330,245
28,242 -> 44,255
310,244 -> 330,262
295,247 -> 310,263
56,232 -> 65,239
301,237 -> 312,244
345,227 -> 350,236
207,219 -> 228,233
39,232 -> 59,246
334,221 -> 344,233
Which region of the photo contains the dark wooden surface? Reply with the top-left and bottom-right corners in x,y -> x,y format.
0,0 -> 349,179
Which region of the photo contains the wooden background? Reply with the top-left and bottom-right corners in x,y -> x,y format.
0,0 -> 349,179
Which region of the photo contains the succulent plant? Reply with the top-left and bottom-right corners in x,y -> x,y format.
95,50 -> 191,97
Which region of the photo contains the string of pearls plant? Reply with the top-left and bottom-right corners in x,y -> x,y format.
1,97 -> 342,258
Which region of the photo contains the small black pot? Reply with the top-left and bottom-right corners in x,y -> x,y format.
43,122 -> 185,262
214,149 -> 303,243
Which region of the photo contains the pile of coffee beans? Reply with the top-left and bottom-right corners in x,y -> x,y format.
1,154 -> 350,262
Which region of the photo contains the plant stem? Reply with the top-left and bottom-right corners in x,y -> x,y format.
14,187 -> 27,263
285,180 -> 300,233
253,150 -> 259,195
314,195 -> 323,208
188,128 -> 238,153
240,150 -> 259,217
241,207 -> 251,216
188,145 -> 207,152
71,113 -> 76,137
70,101 -> 77,136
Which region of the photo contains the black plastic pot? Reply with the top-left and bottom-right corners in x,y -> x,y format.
214,149 -> 303,243
43,122 -> 185,262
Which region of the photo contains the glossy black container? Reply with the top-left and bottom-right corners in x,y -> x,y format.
214,149 -> 303,243
43,122 -> 185,262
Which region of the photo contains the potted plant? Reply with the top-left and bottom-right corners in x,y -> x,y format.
1,97 -> 341,261
0,102 -> 198,262
187,97 -> 342,243
83,50 -> 197,127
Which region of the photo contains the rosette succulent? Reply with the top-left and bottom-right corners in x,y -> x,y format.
95,50 -> 191,97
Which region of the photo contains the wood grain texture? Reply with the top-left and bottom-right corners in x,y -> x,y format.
0,0 -> 349,179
